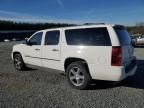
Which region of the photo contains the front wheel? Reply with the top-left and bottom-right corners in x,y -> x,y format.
13,53 -> 26,70
66,62 -> 91,90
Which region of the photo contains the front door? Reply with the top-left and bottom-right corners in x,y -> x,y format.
24,32 -> 43,66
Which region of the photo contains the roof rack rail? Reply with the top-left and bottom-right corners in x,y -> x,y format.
83,23 -> 105,25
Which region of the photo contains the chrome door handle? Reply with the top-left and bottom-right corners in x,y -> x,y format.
52,49 -> 59,51
35,48 -> 40,51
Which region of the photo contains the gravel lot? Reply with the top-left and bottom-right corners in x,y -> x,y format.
0,42 -> 144,108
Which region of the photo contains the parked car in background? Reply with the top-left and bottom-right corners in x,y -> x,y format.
4,39 -> 10,42
12,38 -> 17,41
132,34 -> 144,47
11,24 -> 137,89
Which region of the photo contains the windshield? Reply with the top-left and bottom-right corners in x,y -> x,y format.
114,26 -> 131,45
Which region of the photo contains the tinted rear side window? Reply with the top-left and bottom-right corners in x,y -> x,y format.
114,26 -> 131,45
45,31 -> 60,45
65,28 -> 111,46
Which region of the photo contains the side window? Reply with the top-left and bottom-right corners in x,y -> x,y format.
29,32 -> 43,45
65,28 -> 111,46
45,31 -> 60,45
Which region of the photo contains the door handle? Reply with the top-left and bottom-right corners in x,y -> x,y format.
52,49 -> 59,52
35,48 -> 40,51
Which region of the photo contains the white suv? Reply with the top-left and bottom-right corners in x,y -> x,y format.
12,24 -> 137,89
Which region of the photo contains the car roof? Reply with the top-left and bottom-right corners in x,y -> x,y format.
39,24 -> 124,32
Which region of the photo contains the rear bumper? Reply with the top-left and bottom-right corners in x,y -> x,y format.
89,63 -> 137,81
120,65 -> 137,81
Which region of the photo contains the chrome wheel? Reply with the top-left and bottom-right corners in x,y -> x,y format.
14,56 -> 22,69
69,67 -> 85,86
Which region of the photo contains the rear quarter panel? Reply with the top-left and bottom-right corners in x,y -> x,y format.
61,26 -> 114,72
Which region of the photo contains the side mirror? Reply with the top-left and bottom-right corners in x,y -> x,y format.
25,39 -> 32,46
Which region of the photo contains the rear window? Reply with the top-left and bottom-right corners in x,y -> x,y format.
65,28 -> 111,46
114,26 -> 131,45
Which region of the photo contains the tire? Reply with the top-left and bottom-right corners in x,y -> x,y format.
66,62 -> 91,90
13,53 -> 26,70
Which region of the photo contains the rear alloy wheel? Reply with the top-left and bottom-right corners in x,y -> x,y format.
13,54 -> 26,70
66,62 -> 91,90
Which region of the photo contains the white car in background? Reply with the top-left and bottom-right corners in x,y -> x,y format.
11,24 -> 137,89
135,35 -> 144,46
4,39 -> 10,42
12,38 -> 17,41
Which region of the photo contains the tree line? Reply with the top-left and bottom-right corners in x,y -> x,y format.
0,20 -> 144,42
0,20 -> 144,34
0,20 -> 75,41
0,20 -> 74,30
127,26 -> 144,35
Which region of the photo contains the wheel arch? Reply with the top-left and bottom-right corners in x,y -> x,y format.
13,51 -> 21,57
12,51 -> 24,61
64,57 -> 90,75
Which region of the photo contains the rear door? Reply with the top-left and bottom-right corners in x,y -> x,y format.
114,26 -> 134,65
42,30 -> 61,70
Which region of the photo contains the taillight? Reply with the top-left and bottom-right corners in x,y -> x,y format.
111,46 -> 122,66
